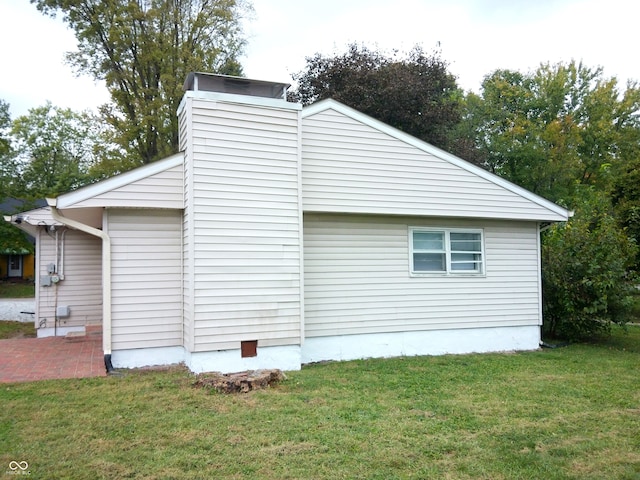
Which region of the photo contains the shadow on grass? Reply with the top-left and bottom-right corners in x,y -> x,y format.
585,324 -> 640,353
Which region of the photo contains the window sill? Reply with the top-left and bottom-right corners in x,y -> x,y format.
409,271 -> 486,278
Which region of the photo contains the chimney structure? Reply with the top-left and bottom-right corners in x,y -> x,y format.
178,73 -> 303,372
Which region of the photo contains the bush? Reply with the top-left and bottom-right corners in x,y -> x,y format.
542,197 -> 638,340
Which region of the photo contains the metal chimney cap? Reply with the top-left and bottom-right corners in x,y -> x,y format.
183,72 -> 290,100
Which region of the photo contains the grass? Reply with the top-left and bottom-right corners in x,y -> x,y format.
0,280 -> 35,298
0,326 -> 638,479
0,320 -> 36,339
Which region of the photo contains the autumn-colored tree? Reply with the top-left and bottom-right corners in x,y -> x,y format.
32,0 -> 250,168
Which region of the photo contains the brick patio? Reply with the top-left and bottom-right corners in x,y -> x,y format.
0,327 -> 106,383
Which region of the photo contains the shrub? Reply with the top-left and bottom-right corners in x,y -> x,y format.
542,196 -> 638,340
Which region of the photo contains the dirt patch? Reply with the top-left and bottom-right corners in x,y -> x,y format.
193,369 -> 286,393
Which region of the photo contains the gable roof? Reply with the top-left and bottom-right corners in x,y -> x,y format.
55,153 -> 184,210
301,99 -> 572,222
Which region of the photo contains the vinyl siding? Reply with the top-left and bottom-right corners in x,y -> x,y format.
37,228 -> 102,328
180,98 -> 195,352
69,164 -> 183,209
185,98 -> 302,352
107,209 -> 183,350
304,213 -> 541,337
302,108 -> 566,221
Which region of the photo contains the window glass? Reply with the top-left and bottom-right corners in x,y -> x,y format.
451,253 -> 482,271
413,231 -> 444,250
450,232 -> 482,252
413,252 -> 446,271
411,228 -> 484,275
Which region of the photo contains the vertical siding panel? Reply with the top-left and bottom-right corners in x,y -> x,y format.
303,214 -> 541,337
188,98 -> 302,352
108,209 -> 183,350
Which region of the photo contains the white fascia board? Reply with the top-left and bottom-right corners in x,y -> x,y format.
179,90 -> 302,112
3,207 -> 61,236
55,152 -> 184,209
302,99 -> 572,221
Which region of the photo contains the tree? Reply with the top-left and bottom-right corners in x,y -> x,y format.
32,0 -> 250,167
0,101 -> 33,260
289,44 -> 463,151
541,189 -> 638,340
0,100 -> 18,196
460,61 -> 640,206
0,100 -> 11,158
9,103 -> 103,199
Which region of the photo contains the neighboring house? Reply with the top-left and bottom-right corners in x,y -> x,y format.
0,198 -> 44,280
5,73 -> 572,374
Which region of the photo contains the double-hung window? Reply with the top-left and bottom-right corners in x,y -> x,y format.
410,228 -> 484,275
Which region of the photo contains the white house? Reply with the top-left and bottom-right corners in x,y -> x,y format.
5,73 -> 572,374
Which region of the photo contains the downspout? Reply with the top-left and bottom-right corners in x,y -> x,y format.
46,199 -> 114,373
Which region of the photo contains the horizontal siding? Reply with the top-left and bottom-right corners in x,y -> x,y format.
108,209 -> 183,351
189,99 -> 302,352
304,213 -> 541,338
37,229 -> 102,329
72,165 -> 183,209
302,109 -> 565,221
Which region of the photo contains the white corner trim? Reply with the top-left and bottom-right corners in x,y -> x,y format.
55,153 -> 184,209
302,99 -> 571,221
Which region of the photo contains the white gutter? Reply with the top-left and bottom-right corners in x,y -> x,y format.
46,198 -> 113,372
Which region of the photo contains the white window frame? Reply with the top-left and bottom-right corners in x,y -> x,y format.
409,227 -> 485,276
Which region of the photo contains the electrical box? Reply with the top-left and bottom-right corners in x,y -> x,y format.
40,276 -> 51,287
56,305 -> 71,318
47,263 -> 56,274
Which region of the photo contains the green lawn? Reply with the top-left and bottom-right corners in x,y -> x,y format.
0,320 -> 36,339
1,326 -> 638,479
0,280 -> 35,298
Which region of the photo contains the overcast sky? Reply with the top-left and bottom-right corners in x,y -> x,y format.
0,0 -> 638,118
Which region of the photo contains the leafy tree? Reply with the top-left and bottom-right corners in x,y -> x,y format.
541,189 -> 638,340
32,0 -> 250,167
0,100 -> 11,157
0,100 -> 18,197
9,103 -> 102,199
289,44 -> 463,151
0,102 -> 33,260
461,61 -> 640,205
0,208 -> 34,258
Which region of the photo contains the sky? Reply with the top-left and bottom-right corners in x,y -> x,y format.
0,0 -> 638,118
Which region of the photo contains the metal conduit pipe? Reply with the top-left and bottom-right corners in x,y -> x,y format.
46,199 -> 114,373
